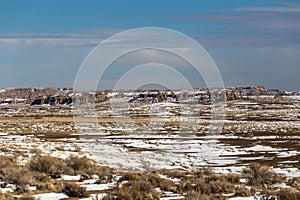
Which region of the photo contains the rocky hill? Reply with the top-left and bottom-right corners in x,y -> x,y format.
0,86 -> 297,106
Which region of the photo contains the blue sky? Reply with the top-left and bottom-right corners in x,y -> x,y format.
0,0 -> 300,91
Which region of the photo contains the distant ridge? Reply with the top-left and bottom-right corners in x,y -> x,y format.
0,86 -> 298,106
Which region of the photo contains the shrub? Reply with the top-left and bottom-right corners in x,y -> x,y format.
0,193 -> 14,200
186,191 -> 210,200
227,173 -> 242,184
63,182 -> 89,198
288,177 -> 300,190
29,154 -> 65,177
0,166 -> 34,192
119,172 -> 144,182
181,168 -> 252,199
159,169 -> 187,179
65,155 -> 93,174
277,188 -> 300,200
243,162 -> 282,188
119,172 -> 176,192
234,185 -> 251,197
0,155 -> 36,192
105,171 -> 181,199
194,167 -> 214,178
93,166 -> 114,183
32,171 -> 64,192
0,156 -> 14,168
103,180 -> 160,200
156,177 -> 175,191
65,155 -> 114,181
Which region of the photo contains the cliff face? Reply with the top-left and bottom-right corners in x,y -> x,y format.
0,88 -> 57,100
0,88 -> 73,105
30,95 -> 73,105
0,88 -> 110,106
0,86 -> 294,106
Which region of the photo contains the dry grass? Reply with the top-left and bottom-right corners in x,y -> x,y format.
0,154 -> 299,199
0,193 -> 35,200
103,172 -> 181,199
158,168 -> 187,179
0,193 -> 14,200
103,180 -> 160,200
119,172 -> 176,192
186,191 -> 210,200
0,153 -> 113,197
109,169 -> 252,200
182,174 -> 250,199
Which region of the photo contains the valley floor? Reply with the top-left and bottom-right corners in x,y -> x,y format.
0,95 -> 299,199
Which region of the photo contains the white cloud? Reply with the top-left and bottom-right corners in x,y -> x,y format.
234,2 -> 300,13
0,28 -> 125,47
176,2 -> 300,47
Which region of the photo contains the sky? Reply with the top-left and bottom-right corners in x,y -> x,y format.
0,0 -> 300,91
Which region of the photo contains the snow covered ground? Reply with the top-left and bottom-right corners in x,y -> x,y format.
0,97 -> 299,175
0,95 -> 299,199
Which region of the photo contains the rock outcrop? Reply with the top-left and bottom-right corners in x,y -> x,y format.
0,86 -> 296,106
